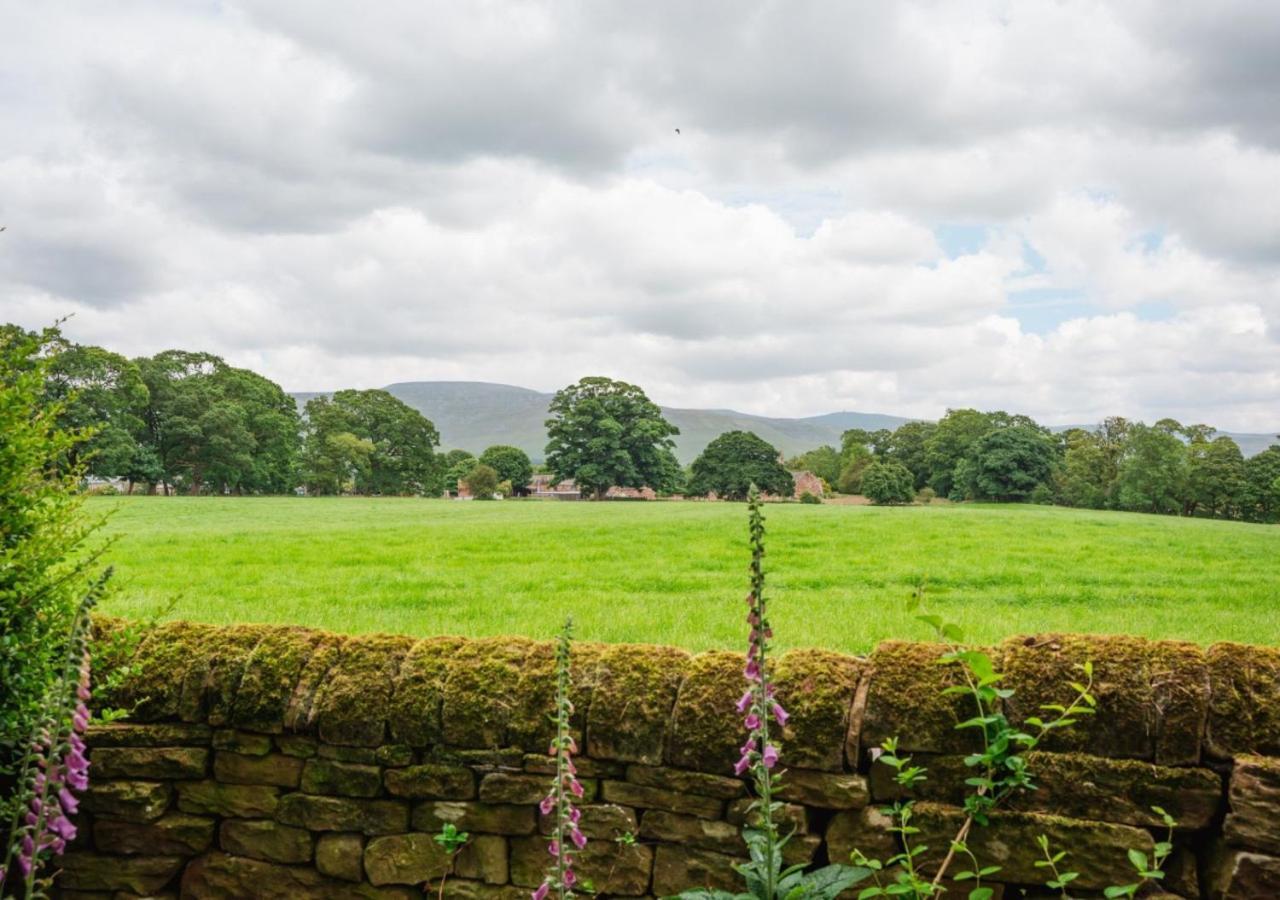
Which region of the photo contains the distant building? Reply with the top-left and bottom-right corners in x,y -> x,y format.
791,470 -> 825,498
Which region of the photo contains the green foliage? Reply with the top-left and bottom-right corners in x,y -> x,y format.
434,822 -> 469,855
0,325 -> 106,886
1243,445 -> 1280,523
462,463 -> 499,499
835,445 -> 873,494
443,452 -> 477,494
301,389 -> 439,496
544,377 -> 680,499
1115,424 -> 1188,514
924,409 -> 994,497
42,341 -> 149,479
860,462 -> 915,505
798,491 -> 821,505
137,350 -> 299,494
479,445 -> 533,494
1186,435 -> 1246,518
785,445 -> 841,484
964,425 -> 1058,502
883,421 -> 937,490
688,431 -> 794,500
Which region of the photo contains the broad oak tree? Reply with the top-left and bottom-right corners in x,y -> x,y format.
688,430 -> 794,500
544,376 -> 680,499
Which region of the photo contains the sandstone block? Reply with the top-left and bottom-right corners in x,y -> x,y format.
539,803 -> 637,840
211,728 -> 273,756
413,801 -> 536,836
773,648 -> 863,772
276,793 -> 409,835
276,734 -> 319,758
624,765 -> 745,800
456,834 -> 509,885
85,723 -> 211,747
1205,841 -> 1280,899
213,751 -> 303,787
91,746 -> 209,780
93,813 -> 214,856
82,780 -> 172,824
1205,642 -> 1280,759
774,770 -> 868,809
601,780 -> 722,819
826,806 -> 898,864
652,844 -> 740,896
176,780 -> 280,818
1225,755 -> 1280,855
385,764 -> 476,799
316,832 -> 365,882
510,834 -> 653,895
302,758 -> 384,797
180,850 -> 416,899
587,643 -> 690,764
376,744 -> 415,767
57,852 -> 184,894
480,772 -> 596,805
219,817 -> 313,864
364,832 -> 453,885
318,742 -> 380,763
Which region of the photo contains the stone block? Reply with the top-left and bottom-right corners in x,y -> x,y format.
212,728 -> 273,756
276,793 -> 409,835
442,637 -> 539,748
525,753 -> 623,779
601,780 -> 723,819
640,809 -> 743,855
176,780 -> 280,818
1206,642 -> 1280,759
826,806 -> 898,865
56,852 -> 184,894
85,723 -> 211,747
539,803 -> 638,840
510,834 -> 653,895
911,802 -> 1155,890
667,651 -> 743,772
480,772 -> 596,805
587,643 -> 690,765
179,850 -> 417,899
442,882 -> 530,900
213,751 -> 303,787
316,832 -> 365,883
231,626 -> 327,733
82,780 -> 172,824
385,764 -> 476,799
276,734 -> 319,758
1225,755 -> 1280,855
302,758 -> 384,797
312,633 -> 415,746
1205,841 -> 1280,899
624,765 -> 745,800
412,801 -> 536,836
318,743 -> 380,764
773,648 -> 863,772
93,813 -> 215,856
91,746 -> 209,780
652,844 -> 740,896
219,817 -> 313,864
388,635 -> 466,747
726,797 -> 808,834
862,641 -> 983,755
456,834 -> 509,885
364,832 -> 453,885
376,744 -> 415,767
774,770 -> 868,810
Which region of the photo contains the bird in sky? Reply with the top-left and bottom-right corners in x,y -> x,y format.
674,128 -> 680,134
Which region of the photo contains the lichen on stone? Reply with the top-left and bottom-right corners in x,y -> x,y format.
587,643 -> 691,765
667,650 -> 744,773
441,636 -> 539,748
861,641 -> 983,755
231,626 -> 327,733
312,633 -> 416,746
114,620 -> 222,721
1001,633 -> 1207,763
387,635 -> 467,747
507,638 -> 607,752
285,632 -> 345,733
1205,642 -> 1280,759
773,648 -> 863,772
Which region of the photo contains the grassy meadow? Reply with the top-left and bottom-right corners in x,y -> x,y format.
88,496 -> 1280,654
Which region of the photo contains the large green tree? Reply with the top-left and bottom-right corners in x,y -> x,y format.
544,377 -> 680,499
43,342 -> 150,478
137,351 -> 300,494
964,425 -> 1060,502
1243,444 -> 1280,523
860,461 -> 916,505
479,445 -> 533,495
923,408 -> 994,497
301,389 -> 440,496
1186,435 -> 1247,518
688,431 -> 794,500
785,445 -> 841,485
883,421 -> 937,490
1115,424 -> 1188,514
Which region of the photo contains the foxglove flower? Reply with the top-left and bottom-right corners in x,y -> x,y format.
534,619 -> 584,900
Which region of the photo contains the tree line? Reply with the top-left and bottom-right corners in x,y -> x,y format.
787,410 -> 1280,522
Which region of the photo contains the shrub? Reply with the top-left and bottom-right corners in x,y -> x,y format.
496,479 -> 514,498
479,445 -> 533,495
799,490 -> 821,504
916,486 -> 936,504
861,461 -> 916,505
462,463 -> 499,499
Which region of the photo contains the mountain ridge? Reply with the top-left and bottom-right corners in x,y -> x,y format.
292,381 -> 1278,463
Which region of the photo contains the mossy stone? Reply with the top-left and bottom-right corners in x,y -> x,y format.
624,765 -> 744,800
384,763 -> 475,799
116,621 -> 221,720
212,729 -> 273,756
300,758 -> 384,798
87,723 -> 212,747
316,832 -> 365,882
179,849 -> 417,899
176,780 -> 281,818
455,834 -> 509,885
364,833 -> 453,886
861,641 -> 981,755
1001,633 -> 1208,763
588,643 -> 691,765
667,651 -> 743,772
213,751 -> 303,788
184,623 -> 274,726
411,801 -> 536,836
1224,755 -> 1280,854
442,636 -> 538,748
387,635 -> 465,747
56,852 -> 184,894
82,779 -> 173,824
93,813 -> 215,856
218,818 -> 314,864
510,834 -> 653,895
312,633 -> 415,746
650,844 -> 738,897
275,793 -> 409,835
284,632 -> 345,733
507,639 -> 608,752
773,648 -> 863,772
231,626 -> 326,733
1205,642 -> 1280,759
91,746 -> 209,780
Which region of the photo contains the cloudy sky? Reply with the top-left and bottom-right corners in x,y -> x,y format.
2,2 -> 1278,429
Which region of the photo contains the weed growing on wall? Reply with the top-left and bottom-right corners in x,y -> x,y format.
534,618 -> 586,900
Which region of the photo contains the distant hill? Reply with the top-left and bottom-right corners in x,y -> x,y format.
293,381 -> 913,463
292,381 -> 1278,463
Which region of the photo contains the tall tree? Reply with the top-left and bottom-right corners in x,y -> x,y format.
785,445 -> 841,485
479,445 -> 533,495
43,342 -> 149,478
1186,436 -> 1247,518
688,431 -> 794,501
964,425 -> 1059,502
301,389 -> 440,495
1115,424 -> 1188,514
924,408 -> 994,497
883,420 -> 937,490
1243,444 -> 1280,523
860,461 -> 916,505
544,377 -> 680,499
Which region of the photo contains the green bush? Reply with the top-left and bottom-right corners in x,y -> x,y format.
860,461 -> 916,505
462,463 -> 499,499
916,486 -> 936,504
799,491 -> 821,504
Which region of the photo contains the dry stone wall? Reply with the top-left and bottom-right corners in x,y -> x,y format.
55,621 -> 1280,899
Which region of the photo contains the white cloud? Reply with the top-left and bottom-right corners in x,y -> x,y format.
0,1 -> 1277,432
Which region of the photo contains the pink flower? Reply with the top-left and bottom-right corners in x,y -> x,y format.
762,745 -> 779,769
532,881 -> 550,900
569,807 -> 581,825
563,868 -> 577,887
569,778 -> 584,799
547,840 -> 560,858
570,827 -> 587,849
734,754 -> 752,776
740,737 -> 757,755
772,703 -> 789,726
744,659 -> 761,680
735,690 -> 753,714
744,713 -> 761,730
540,795 -> 555,816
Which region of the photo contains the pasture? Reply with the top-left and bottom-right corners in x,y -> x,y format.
88,496 -> 1280,653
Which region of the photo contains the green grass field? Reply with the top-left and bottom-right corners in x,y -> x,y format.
88,496 -> 1280,654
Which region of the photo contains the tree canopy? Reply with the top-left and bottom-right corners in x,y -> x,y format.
479,445 -> 533,494
544,377 -> 680,499
301,389 -> 440,496
860,461 -> 916,505
688,430 -> 794,500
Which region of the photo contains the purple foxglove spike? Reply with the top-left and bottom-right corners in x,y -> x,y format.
67,770 -> 89,790
734,754 -> 752,776
744,713 -> 761,730
744,659 -> 760,680
762,745 -> 780,768
569,807 -> 581,824
532,881 -> 550,900
735,690 -> 753,713
564,868 -> 577,887
58,787 -> 79,815
569,778 -> 584,798
740,737 -> 757,754
50,816 -> 77,841
540,795 -> 555,815
773,704 -> 789,726
570,827 -> 587,849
